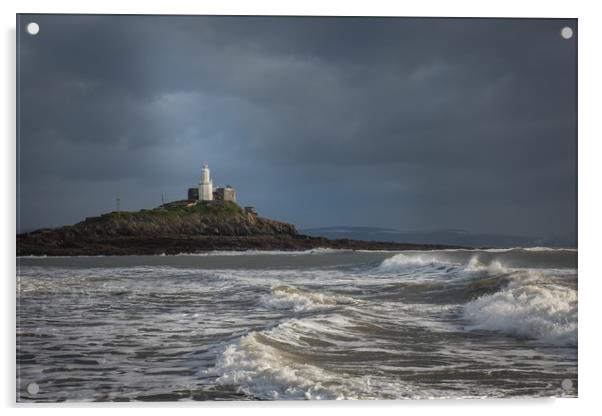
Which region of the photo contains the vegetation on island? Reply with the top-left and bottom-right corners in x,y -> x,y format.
97,201 -> 246,220
17,200 -> 464,256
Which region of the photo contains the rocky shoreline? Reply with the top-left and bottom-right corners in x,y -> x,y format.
17,234 -> 462,256
17,202 -> 465,256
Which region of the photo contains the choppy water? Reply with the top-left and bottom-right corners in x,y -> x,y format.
17,248 -> 577,401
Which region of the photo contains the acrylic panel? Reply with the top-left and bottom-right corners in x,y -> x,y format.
16,14 -> 577,402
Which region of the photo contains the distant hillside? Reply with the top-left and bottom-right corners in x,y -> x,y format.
301,226 -> 575,248
17,202 -> 462,256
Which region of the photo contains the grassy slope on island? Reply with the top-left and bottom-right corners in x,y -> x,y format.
62,201 -> 297,237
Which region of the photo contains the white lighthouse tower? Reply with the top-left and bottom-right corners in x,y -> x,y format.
198,164 -> 213,201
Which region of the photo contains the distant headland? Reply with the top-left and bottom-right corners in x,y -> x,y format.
17,165 -> 463,256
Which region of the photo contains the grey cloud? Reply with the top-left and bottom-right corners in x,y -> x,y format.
17,15 -> 577,242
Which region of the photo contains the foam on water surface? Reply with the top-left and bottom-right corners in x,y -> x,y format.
17,248 -> 578,401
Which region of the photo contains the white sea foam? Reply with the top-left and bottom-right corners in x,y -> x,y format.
397,247 -> 577,254
376,251 -> 565,279
18,249 -> 577,401
261,285 -> 358,312
521,247 -> 577,252
462,256 -> 510,274
377,253 -> 457,272
376,252 -> 578,346
175,248 -> 350,257
376,253 -> 511,278
463,270 -> 577,345
209,316 -> 424,400
212,331 -> 359,399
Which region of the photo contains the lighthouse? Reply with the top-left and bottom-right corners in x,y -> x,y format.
198,164 -> 213,201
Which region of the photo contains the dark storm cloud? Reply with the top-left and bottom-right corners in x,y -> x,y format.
17,15 -> 577,241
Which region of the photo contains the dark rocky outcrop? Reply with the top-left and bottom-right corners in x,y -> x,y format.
17,201 -> 463,256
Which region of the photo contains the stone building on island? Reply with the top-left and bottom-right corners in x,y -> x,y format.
187,164 -> 237,203
159,164 -> 256,214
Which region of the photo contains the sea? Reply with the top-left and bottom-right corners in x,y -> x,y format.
16,248 -> 577,401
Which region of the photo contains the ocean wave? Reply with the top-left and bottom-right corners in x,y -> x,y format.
261,285 -> 358,312
377,253 -> 458,272
208,316 -> 422,400
463,270 -> 577,345
211,331 -> 364,399
462,256 -> 510,274
175,248 -> 350,257
521,247 -> 577,252
376,253 -> 512,277
397,247 -> 577,254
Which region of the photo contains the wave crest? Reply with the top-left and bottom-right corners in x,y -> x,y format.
463,270 -> 577,345
209,317 -> 420,400
176,248 -> 349,256
462,256 -> 509,274
262,286 -> 358,312
377,253 -> 456,272
211,331 -> 350,399
377,253 -> 511,277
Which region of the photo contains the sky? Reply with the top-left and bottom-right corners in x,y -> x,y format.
17,15 -> 577,241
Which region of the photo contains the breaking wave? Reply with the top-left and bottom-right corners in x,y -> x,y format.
176,248 -> 349,256
377,253 -> 457,272
209,316 -> 422,400
522,247 -> 577,252
262,285 -> 358,312
211,330 -> 358,399
19,248 -> 577,401
376,252 -> 509,277
463,270 -> 577,345
462,256 -> 509,274
376,252 -> 577,346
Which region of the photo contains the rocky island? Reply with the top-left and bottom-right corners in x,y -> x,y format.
17,201 -> 461,256
18,165 -> 464,256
